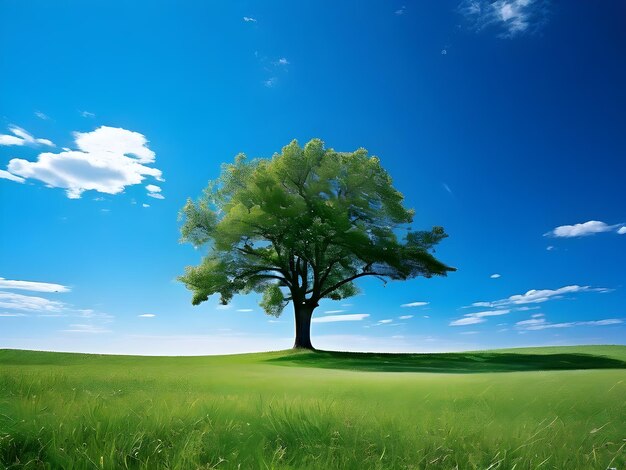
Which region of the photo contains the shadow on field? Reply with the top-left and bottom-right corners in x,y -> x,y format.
266,350 -> 626,373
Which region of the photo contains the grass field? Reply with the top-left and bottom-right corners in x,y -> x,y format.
1,345 -> 625,469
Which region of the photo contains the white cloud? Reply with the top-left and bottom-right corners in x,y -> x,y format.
35,111 -> 49,120
80,111 -> 95,118
546,245 -> 554,251
324,310 -> 345,314
138,313 -> 155,318
490,273 -> 501,279
312,313 -> 369,323
236,308 -> 254,312
0,125 -> 55,147
515,318 -> 544,327
0,277 -> 70,293
378,319 -> 393,324
264,77 -> 277,88
398,315 -> 413,320
473,309 -> 511,317
450,309 -> 510,326
401,301 -> 429,308
243,16 -> 257,22
618,227 -> 626,235
450,316 -> 486,326
470,285 -> 610,309
0,291 -> 65,312
441,49 -> 448,55
516,317 -> 622,331
146,183 -> 165,200
75,126 -> 155,162
0,170 -> 25,183
276,58 -> 289,66
4,126 -> 163,199
546,220 -> 623,238
459,0 -> 548,37
142,203 -> 150,208
0,312 -> 27,317
395,5 -> 406,15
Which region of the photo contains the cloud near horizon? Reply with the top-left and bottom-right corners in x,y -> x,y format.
515,316 -> 622,331
2,126 -> 163,199
312,314 -> 369,323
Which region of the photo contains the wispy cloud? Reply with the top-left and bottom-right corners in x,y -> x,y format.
378,319 -> 393,324
401,301 -> 429,308
146,184 -> 165,200
243,16 -> 257,23
395,5 -> 406,15
450,309 -> 511,326
0,170 -> 25,183
0,277 -> 70,293
545,220 -> 624,238
2,126 -> 163,199
312,314 -> 369,323
138,313 -> 155,318
80,110 -> 95,118
236,308 -> 254,312
0,125 -> 55,147
276,58 -> 289,66
0,291 -> 65,312
458,0 -> 549,38
324,310 -> 345,314
469,285 -> 611,309
34,111 -> 49,120
515,316 -> 622,331
398,315 -> 413,320
450,316 -> 485,326
490,273 -> 501,279
263,77 -> 277,88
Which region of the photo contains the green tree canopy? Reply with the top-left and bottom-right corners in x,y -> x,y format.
179,139 -> 455,349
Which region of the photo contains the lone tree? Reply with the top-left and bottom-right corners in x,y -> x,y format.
179,139 -> 455,349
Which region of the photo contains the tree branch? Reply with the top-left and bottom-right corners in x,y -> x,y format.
319,271 -> 385,298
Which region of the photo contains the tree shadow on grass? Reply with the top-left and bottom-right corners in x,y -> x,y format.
266,350 -> 626,373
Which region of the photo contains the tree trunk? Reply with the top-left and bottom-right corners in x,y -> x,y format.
293,304 -> 315,350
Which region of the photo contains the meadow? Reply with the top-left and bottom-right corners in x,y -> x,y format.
1,345 -> 625,469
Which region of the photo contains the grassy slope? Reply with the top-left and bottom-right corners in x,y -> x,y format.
1,346 -> 625,469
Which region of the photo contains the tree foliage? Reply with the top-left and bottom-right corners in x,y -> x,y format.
179,139 -> 455,318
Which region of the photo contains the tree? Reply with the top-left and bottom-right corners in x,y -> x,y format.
178,139 -> 455,349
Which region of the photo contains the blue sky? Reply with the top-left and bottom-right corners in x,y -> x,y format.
1,0 -> 624,354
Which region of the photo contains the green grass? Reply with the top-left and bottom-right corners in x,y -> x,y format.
1,346 -> 625,469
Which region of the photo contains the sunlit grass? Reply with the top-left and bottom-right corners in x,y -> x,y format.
1,346 -> 625,469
